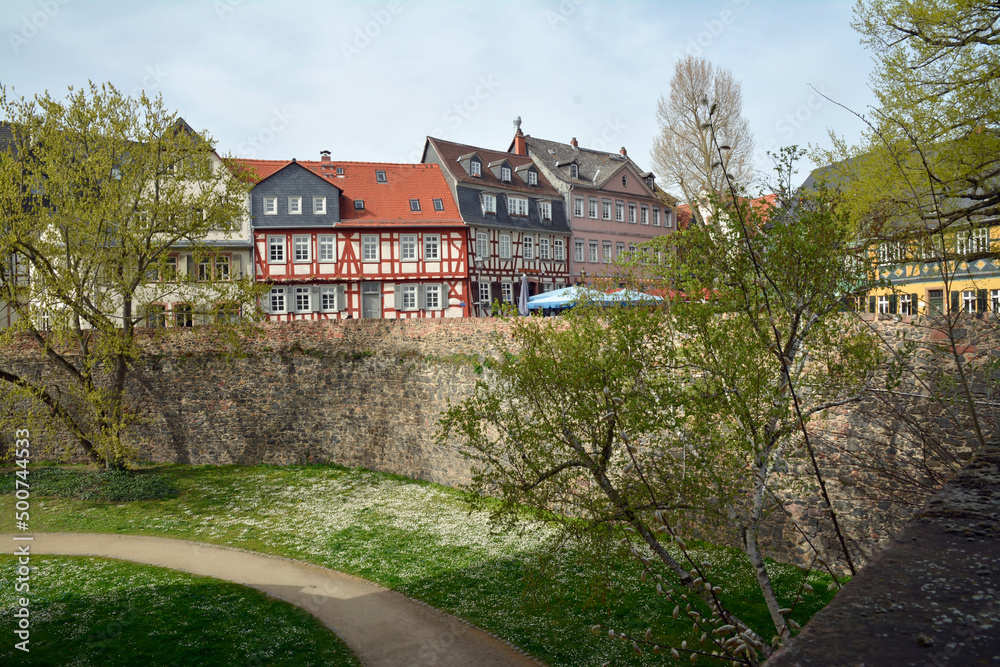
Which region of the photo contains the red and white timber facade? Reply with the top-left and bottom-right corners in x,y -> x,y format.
241,154 -> 470,320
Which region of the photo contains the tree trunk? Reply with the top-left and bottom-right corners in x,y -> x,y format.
744,525 -> 789,640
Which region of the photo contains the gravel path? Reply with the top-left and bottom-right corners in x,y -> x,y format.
4,532 -> 541,667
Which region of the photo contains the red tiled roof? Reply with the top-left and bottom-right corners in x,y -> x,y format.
231,158 -> 465,227
425,137 -> 562,196
229,158 -> 290,183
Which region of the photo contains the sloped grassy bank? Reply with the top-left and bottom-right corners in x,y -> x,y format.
0,464 -> 842,665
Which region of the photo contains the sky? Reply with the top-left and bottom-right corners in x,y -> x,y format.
1,0 -> 879,193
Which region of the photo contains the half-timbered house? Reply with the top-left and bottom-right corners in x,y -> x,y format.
422,136 -> 571,315
244,154 -> 469,320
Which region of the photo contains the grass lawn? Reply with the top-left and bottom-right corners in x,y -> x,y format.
1,464 -> 842,665
0,555 -> 359,666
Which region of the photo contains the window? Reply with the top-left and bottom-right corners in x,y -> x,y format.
295,286 -> 312,312
398,284 -> 418,311
321,286 -> 338,311
288,196 -> 302,215
641,206 -> 649,225
652,208 -> 660,226
570,164 -> 578,179
313,196 -> 326,214
376,170 -> 387,183
476,231 -> 489,258
424,284 -> 441,309
622,175 -> 628,187
410,199 -> 421,212
527,171 -> 538,186
164,255 -> 178,278
992,289 -> 1000,314
174,304 -> 193,328
433,198 -> 444,211
929,289 -> 944,314
877,295 -> 889,314
574,196 -> 584,217
523,235 -> 534,260
198,258 -> 212,281
146,304 -> 166,328
501,282 -> 513,303
575,239 -> 584,262
268,236 -> 285,263
957,228 -> 989,255
362,234 -> 379,262
354,199 -> 365,210
269,288 -> 286,314
318,235 -> 336,262
540,201 -> 552,221
216,256 -> 230,281
900,294 -> 914,316
588,198 -> 598,218
336,167 -> 344,175
616,242 -> 625,258
264,197 -> 277,215
539,238 -> 550,260
500,234 -> 511,259
470,160 -> 482,177
294,235 -> 310,262
629,243 -> 637,254
478,282 -> 492,308
554,238 -> 565,261
589,240 -> 599,263
616,202 -> 625,222
628,203 -> 637,223
664,209 -> 673,228
508,196 -> 528,217
400,234 -> 417,261
603,241 -> 612,264
481,193 -> 497,215
423,234 -> 440,261
501,166 -> 511,182
962,289 -> 978,313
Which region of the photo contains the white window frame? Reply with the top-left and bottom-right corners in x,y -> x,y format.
540,201 -> 552,221
362,234 -> 379,262
481,193 -> 497,215
433,198 -> 444,211
423,234 -> 440,261
295,286 -> 311,312
400,234 -> 417,261
554,238 -> 565,261
652,208 -> 660,226
470,160 -> 482,177
523,235 -> 534,260
589,240 -> 599,263
575,239 -> 584,262
569,164 -> 578,179
263,197 -> 277,215
877,295 -> 889,314
628,203 -> 637,223
376,170 -> 387,183
476,231 -> 489,258
616,202 -> 625,222
410,199 -> 421,212
900,294 -> 914,316
478,282 -> 492,308
269,287 -> 286,314
499,234 -> 511,259
602,200 -> 612,220
641,206 -> 649,225
313,196 -> 326,214
399,284 -> 418,311
574,196 -> 584,217
501,166 -> 511,182
665,209 -> 673,228
354,200 -> 365,210
588,198 -> 598,218
616,242 -> 625,258
603,241 -> 612,264
508,196 -> 528,217
501,282 -> 513,303
318,235 -> 336,262
424,283 -> 442,310
539,238 -> 550,260
991,288 -> 1000,314
216,255 -> 231,281
962,289 -> 978,313
320,286 -> 338,312
527,171 -> 537,186
293,235 -> 310,263
288,196 -> 302,215
267,235 -> 285,263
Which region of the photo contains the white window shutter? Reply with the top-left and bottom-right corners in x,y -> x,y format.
310,285 -> 318,312
336,284 -> 346,312
232,254 -> 242,278
261,290 -> 271,315
394,284 -> 402,311
437,283 -> 446,310
287,287 -> 297,313
418,284 -> 427,310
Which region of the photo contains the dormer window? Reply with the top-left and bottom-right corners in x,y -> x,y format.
471,160 -> 482,177
570,164 -> 578,179
354,199 -> 365,210
646,176 -> 654,189
336,167 -> 344,175
527,171 -> 538,186
481,193 -> 497,215
433,198 -> 444,211
501,166 -> 511,182
410,199 -> 421,212
376,170 -> 387,183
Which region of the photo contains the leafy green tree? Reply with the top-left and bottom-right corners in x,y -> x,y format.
0,83 -> 260,468
439,147 -> 879,661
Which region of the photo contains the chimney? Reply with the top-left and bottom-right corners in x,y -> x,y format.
320,150 -> 331,162
620,146 -> 627,157
570,137 -> 578,149
512,116 -> 527,156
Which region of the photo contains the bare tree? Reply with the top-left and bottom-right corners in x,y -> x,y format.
651,55 -> 755,225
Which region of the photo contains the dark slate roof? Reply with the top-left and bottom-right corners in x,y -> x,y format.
519,136 -> 649,189
424,137 -> 562,196
453,185 -> 571,235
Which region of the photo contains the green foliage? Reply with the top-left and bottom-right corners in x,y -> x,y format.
0,82 -> 265,467
0,466 -> 175,501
